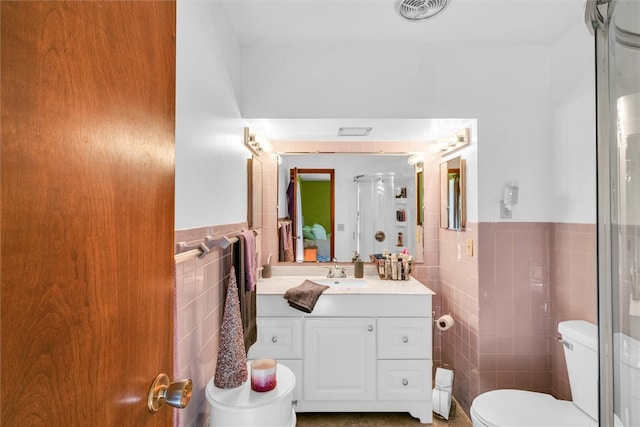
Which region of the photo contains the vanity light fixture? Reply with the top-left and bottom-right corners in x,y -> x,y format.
338,127 -> 372,137
439,128 -> 470,156
244,127 -> 271,157
407,154 -> 424,165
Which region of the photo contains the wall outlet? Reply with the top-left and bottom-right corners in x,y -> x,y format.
466,239 -> 473,257
500,201 -> 512,219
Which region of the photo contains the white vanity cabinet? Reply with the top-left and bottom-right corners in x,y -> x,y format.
248,276 -> 434,424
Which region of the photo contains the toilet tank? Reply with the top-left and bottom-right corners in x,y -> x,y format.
558,320 -> 598,421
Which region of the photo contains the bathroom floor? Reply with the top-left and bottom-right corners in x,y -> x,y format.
295,410 -> 472,427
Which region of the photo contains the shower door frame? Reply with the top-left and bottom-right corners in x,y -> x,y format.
590,0 -> 640,426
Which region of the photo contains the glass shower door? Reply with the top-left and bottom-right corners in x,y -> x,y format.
610,2 -> 640,423
355,175 -> 393,258
593,0 -> 640,425
354,174 -> 414,260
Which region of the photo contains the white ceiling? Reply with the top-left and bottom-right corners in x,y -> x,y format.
219,0 -> 584,47
218,0 -> 586,142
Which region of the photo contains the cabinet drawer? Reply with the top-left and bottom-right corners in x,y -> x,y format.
247,317 -> 302,359
377,318 -> 431,359
377,360 -> 432,400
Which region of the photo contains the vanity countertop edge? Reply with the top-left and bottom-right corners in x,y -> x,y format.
255,272 -> 434,318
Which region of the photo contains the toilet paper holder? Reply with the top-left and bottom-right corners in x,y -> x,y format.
433,312 -> 455,331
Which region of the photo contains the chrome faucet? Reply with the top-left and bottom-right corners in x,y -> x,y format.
327,259 -> 346,278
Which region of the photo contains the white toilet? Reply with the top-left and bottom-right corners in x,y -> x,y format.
471,320 -> 602,427
206,362 -> 296,427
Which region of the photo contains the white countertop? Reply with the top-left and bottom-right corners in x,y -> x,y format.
255,266 -> 434,317
257,271 -> 434,296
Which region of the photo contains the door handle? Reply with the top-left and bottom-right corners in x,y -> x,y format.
148,373 -> 193,414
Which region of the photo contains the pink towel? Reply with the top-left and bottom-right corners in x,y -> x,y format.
241,230 -> 257,291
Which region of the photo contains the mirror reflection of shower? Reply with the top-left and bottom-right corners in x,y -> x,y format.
354,173 -> 415,260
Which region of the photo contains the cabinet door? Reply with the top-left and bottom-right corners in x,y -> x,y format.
303,318 -> 376,401
278,360 -> 303,407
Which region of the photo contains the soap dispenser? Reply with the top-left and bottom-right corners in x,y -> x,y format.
354,256 -> 364,278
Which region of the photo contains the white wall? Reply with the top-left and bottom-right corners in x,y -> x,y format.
241,15 -> 595,223
549,21 -> 597,223
174,1 -> 595,229
176,1 -> 248,229
241,44 -> 552,222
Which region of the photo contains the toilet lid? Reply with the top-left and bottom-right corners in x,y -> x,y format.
471,390 -> 597,427
206,363 -> 296,409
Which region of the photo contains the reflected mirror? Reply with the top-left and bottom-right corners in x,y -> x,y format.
440,156 -> 466,230
278,154 -> 420,262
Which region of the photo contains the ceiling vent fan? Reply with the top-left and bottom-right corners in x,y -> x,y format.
394,0 -> 450,22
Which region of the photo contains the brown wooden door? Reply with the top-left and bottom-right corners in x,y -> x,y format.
290,167 -> 300,260
290,168 -> 336,261
1,2 -> 176,426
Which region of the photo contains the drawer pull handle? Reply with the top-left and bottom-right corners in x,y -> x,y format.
367,325 -> 374,332
271,336 -> 278,343
402,336 -> 409,343
402,378 -> 409,386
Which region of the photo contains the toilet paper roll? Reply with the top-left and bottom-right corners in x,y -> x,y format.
432,388 -> 452,420
436,314 -> 455,331
434,367 -> 454,389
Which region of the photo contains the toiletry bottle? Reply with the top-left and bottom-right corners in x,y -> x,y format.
354,257 -> 364,278
391,253 -> 398,280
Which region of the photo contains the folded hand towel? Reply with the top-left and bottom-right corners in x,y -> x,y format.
283,280 -> 329,313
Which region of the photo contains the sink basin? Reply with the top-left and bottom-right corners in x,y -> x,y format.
311,278 -> 367,289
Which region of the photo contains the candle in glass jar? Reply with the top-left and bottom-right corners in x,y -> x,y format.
251,358 -> 277,392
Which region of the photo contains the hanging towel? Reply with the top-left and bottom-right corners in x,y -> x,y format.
234,236 -> 257,354
214,266 -> 248,388
287,179 -> 294,219
281,221 -> 294,262
241,229 -> 257,291
283,280 -> 330,313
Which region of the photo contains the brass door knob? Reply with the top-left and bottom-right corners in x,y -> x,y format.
148,373 -> 193,414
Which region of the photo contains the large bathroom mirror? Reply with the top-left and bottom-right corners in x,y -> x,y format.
278,154 -> 420,262
440,156 -> 466,230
